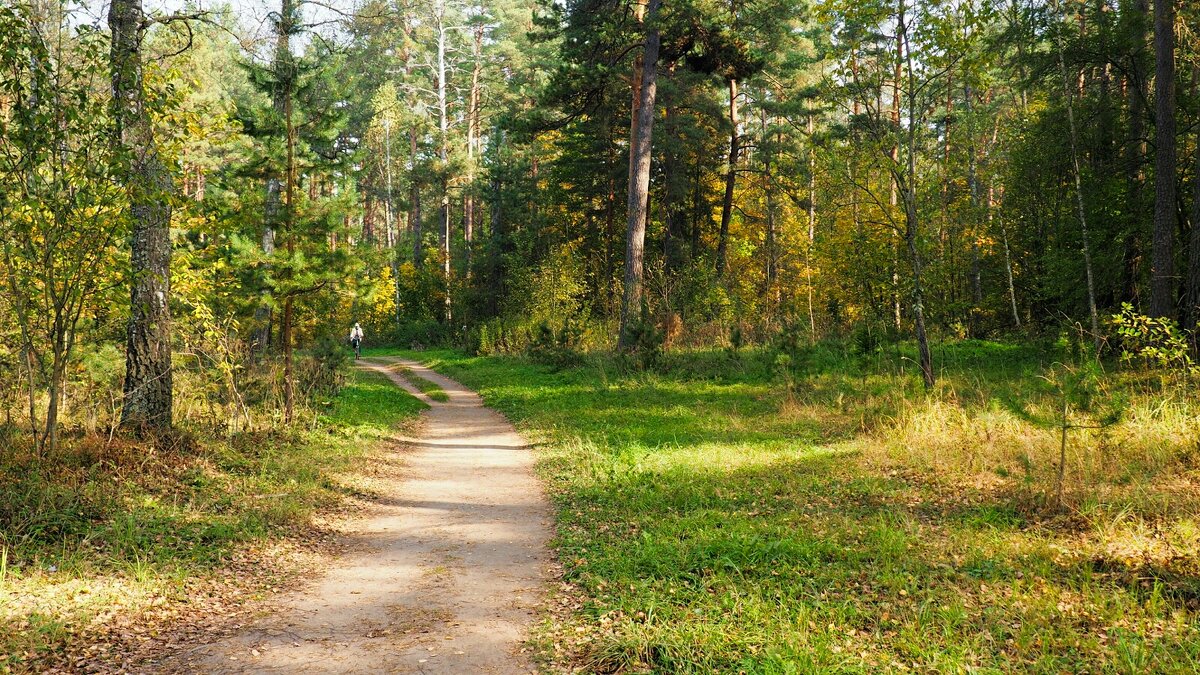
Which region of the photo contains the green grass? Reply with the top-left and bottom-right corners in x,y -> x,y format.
0,367 -> 424,670
374,343 -> 1200,673
395,366 -> 451,402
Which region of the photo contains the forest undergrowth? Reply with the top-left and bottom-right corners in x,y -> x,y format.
0,368 -> 424,672
382,340 -> 1200,673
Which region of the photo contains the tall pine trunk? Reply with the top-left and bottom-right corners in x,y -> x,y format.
110,0 -> 173,430
618,0 -> 661,350
464,23 -> 484,275
1148,0 -> 1176,318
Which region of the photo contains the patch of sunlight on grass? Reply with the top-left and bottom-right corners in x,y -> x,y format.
400,346 -> 1200,673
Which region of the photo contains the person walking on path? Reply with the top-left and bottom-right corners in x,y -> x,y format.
349,322 -> 364,359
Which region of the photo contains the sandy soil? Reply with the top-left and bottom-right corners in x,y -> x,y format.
156,358 -> 554,674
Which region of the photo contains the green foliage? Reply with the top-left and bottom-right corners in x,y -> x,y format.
0,7 -> 130,449
623,307 -> 665,371
726,323 -> 744,357
850,320 -> 901,357
464,318 -> 518,356
390,347 -> 1200,673
394,318 -> 453,350
299,337 -> 349,399
999,333 -> 1126,506
527,319 -> 584,369
1110,304 -> 1197,376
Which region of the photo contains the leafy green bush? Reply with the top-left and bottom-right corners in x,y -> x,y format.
463,318 -> 526,356
1109,303 -> 1196,376
395,319 -> 452,349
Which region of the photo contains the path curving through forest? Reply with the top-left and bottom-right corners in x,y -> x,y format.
161,358 -> 553,674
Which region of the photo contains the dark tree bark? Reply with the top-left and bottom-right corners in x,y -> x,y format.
486,127 -> 507,317
1187,120 -> 1200,338
715,77 -> 740,277
1148,0 -> 1176,318
617,0 -> 661,350
1121,0 -> 1150,306
110,0 -> 174,430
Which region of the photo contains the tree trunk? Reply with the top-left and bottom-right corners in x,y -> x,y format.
626,0 -> 647,193
1121,0 -> 1149,306
897,0 -> 934,389
283,295 -> 294,422
253,0 -> 294,357
807,115 -> 817,339
1187,115 -> 1200,339
282,19 -> 298,425
436,0 -> 452,323
617,0 -> 661,350
762,105 -> 777,295
995,185 -> 1021,327
890,21 -> 903,330
1052,0 -> 1101,349
965,83 -> 983,309
251,217 -> 276,353
110,0 -> 174,431
715,77 -> 739,277
410,128 -> 422,266
1148,0 -> 1176,318
404,11 -> 423,269
902,183 -> 935,390
465,23 -> 483,275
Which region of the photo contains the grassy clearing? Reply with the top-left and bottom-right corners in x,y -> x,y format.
378,343 -> 1200,673
0,367 -> 424,671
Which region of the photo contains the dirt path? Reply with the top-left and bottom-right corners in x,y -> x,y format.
161,358 -> 554,674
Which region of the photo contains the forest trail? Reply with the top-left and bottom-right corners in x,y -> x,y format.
160,358 -> 553,674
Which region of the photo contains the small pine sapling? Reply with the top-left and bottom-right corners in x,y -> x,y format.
1003,341 -> 1124,508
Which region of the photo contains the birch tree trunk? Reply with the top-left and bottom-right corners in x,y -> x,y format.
897,0 -> 934,389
